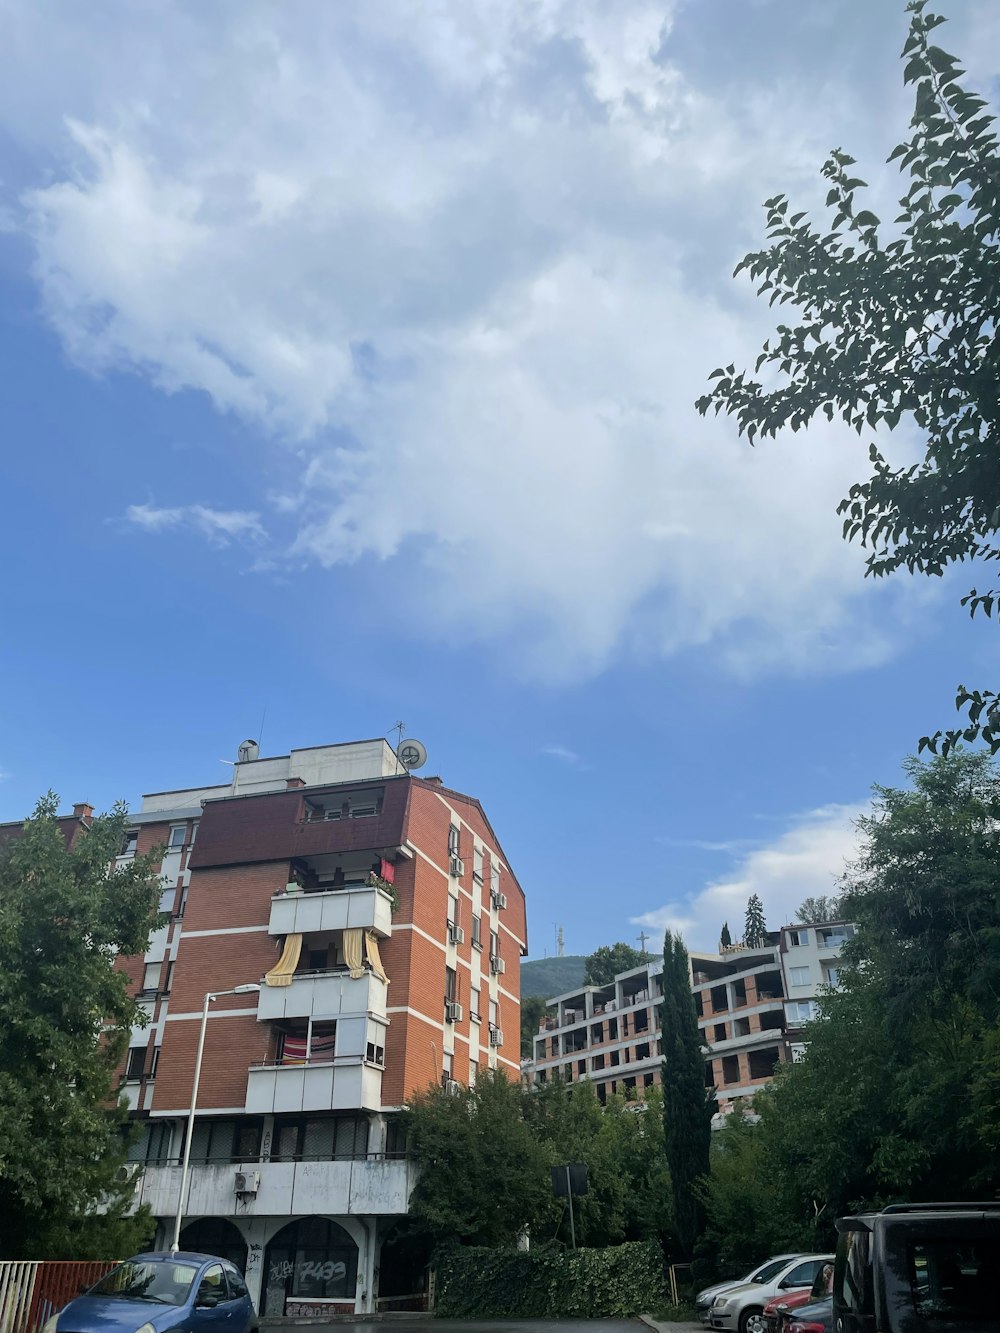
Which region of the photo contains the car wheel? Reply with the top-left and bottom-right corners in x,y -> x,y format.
740,1307 -> 766,1333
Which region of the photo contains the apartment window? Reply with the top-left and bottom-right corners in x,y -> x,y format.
788,965 -> 811,986
593,1053 -> 605,1070
713,1023 -> 727,1042
189,820 -> 199,845
366,1041 -> 385,1066
272,1115 -> 365,1163
470,988 -> 481,1023
491,862 -> 500,894
168,825 -> 186,849
125,1047 -> 147,1080
473,846 -> 484,883
610,1049 -> 620,1067
824,966 -> 841,988
489,998 -> 498,1028
635,1042 -> 651,1060
490,930 -> 499,958
158,885 -> 176,914
787,1001 -> 817,1023
787,928 -> 810,947
175,886 -> 189,918
442,1051 -> 453,1081
148,1047 -> 161,1079
122,829 -> 139,857
127,1119 -> 173,1165
448,825 -> 461,856
644,1072 -> 654,1088
608,1018 -> 618,1040
469,1060 -> 478,1087
578,1059 -> 586,1076
447,894 -> 458,926
279,1022 -> 336,1065
818,925 -> 855,947
141,962 -> 161,993
163,962 -> 175,994
471,914 -> 482,949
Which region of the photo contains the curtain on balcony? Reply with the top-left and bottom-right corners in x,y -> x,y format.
264,932 -> 302,987
343,928 -> 365,979
365,931 -> 389,984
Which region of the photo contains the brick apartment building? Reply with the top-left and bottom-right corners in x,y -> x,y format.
32,738 -> 526,1315
530,927 -> 852,1113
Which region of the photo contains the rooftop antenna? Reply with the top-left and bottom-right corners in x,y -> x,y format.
390,720 -> 405,775
257,704 -> 268,754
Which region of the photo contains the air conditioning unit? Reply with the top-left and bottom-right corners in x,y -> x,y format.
446,1001 -> 464,1023
449,856 -> 465,877
234,1170 -> 260,1195
489,1028 -> 504,1047
444,1079 -> 461,1096
492,890 -> 508,910
116,1163 -> 142,1185
490,955 -> 505,976
448,923 -> 465,945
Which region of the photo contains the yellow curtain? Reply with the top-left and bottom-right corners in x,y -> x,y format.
264,933 -> 302,987
343,927 -> 365,979
365,931 -> 389,984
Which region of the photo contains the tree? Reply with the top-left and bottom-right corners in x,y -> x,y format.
795,895 -> 842,924
743,894 -> 767,948
406,1071 -> 553,1249
584,942 -> 649,986
660,930 -> 714,1256
520,994 -> 548,1059
696,1 -> 1000,754
719,922 -> 732,949
0,795 -> 163,1257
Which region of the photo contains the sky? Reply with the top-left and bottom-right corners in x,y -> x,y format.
1,0 -> 997,957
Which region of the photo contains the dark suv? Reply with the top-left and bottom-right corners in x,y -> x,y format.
833,1202 -> 1000,1333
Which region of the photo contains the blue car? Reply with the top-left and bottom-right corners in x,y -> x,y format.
43,1253 -> 257,1333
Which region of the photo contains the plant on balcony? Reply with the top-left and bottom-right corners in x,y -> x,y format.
367,872 -> 399,913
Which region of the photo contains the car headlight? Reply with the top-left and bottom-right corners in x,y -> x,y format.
134,1322 -> 156,1333
714,1297 -> 732,1309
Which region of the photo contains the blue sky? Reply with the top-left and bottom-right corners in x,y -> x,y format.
1,0 -> 997,955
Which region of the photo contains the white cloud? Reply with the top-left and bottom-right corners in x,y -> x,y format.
2,1 -> 992,677
541,744 -> 581,764
125,503 -> 266,546
633,802 -> 866,953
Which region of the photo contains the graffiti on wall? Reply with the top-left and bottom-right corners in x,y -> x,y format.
268,1259 -> 347,1286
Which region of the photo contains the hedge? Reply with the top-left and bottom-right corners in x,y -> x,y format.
434,1239 -> 666,1318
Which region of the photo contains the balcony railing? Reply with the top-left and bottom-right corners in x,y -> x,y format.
245,1054 -> 384,1114
269,885 -> 393,939
257,968 -> 387,1023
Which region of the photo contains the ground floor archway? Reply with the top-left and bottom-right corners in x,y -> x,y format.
262,1216 -> 359,1317
179,1218 -> 248,1271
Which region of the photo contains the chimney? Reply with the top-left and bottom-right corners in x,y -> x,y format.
73,802 -> 94,822
286,777 -> 306,789
423,775 -> 444,787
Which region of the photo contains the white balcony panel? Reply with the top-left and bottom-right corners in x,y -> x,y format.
134,1157 -> 415,1218
257,971 -> 387,1023
245,1059 -> 382,1114
269,888 -> 393,939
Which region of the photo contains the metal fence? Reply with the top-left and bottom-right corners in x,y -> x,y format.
0,1262 -> 117,1333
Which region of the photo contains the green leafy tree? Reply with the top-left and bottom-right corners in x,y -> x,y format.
406,1070 -> 553,1249
719,753 -> 1000,1239
520,994 -> 548,1059
696,1 -> 1000,755
661,931 -> 714,1256
0,795 -> 163,1257
719,921 -> 732,949
795,896 -> 842,924
584,942 -> 649,986
743,894 -> 767,948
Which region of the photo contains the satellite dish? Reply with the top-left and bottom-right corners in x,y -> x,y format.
238,739 -> 260,763
398,738 -> 427,771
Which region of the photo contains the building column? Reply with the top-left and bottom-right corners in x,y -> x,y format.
241,1217 -> 270,1310
357,1218 -> 377,1314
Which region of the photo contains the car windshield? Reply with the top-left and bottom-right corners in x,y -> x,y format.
754,1259 -> 792,1284
89,1261 -> 199,1307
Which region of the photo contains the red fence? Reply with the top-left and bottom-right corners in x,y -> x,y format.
0,1262 -> 118,1333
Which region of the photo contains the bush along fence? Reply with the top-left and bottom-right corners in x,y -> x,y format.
435,1240 -> 665,1319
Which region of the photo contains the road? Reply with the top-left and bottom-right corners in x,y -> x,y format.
272,1322 -> 699,1333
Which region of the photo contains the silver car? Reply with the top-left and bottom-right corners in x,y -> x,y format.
710,1254 -> 834,1333
696,1256 -> 806,1324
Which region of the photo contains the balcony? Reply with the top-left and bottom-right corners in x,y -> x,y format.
269,886 -> 393,939
245,1056 -> 384,1114
257,969 -> 387,1023
134,1155 -> 416,1218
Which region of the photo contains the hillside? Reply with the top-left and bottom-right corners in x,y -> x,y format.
521,954 -> 587,998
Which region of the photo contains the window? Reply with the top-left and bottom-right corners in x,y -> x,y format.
197,1265 -> 225,1307
470,988 -> 481,1023
279,1021 -> 337,1065
473,846 -> 484,882
148,1047 -> 160,1079
787,928 -> 809,947
122,829 -> 139,857
593,1053 -> 605,1070
224,1267 -> 248,1301
644,1072 -> 654,1088
490,930 -> 499,959
610,1049 -> 620,1067
125,1047 -> 147,1080
714,1023 -> 727,1042
168,825 -> 186,848
448,825 -> 461,856
489,997 -> 498,1028
787,1001 -> 817,1022
445,966 -> 457,1004
175,886 -> 189,918
635,1042 -> 651,1060
163,962 -> 174,994
491,862 -> 500,894
142,962 -> 161,993
788,965 -> 811,986
471,914 -> 482,949
128,1119 -> 173,1165
824,966 -> 841,988
785,1260 -> 824,1288
158,885 -> 176,913
468,1060 -> 478,1087
366,1040 -> 385,1066
447,895 -> 458,926
189,820 -> 199,846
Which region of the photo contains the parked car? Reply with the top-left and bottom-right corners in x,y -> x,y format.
696,1255 -> 806,1324
710,1254 -> 834,1333
834,1201 -> 1000,1333
764,1261 -> 833,1333
42,1253 -> 257,1333
786,1297 -> 832,1333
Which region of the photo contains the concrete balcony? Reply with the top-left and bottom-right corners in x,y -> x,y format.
135,1155 -> 416,1218
257,970 -> 387,1023
245,1056 -> 384,1114
269,886 -> 393,939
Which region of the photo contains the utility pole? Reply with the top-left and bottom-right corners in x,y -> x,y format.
565,1165 -> 576,1250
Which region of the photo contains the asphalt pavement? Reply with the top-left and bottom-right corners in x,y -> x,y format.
269,1321 -> 700,1333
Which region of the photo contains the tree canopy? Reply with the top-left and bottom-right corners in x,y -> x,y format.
743,894 -> 767,948
795,895 -> 842,924
696,1 -> 1000,754
702,752 -> 1000,1251
0,795 -> 162,1257
584,942 -> 649,986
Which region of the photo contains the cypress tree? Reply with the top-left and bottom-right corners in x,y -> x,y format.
720,921 -> 732,949
660,930 -> 714,1256
744,893 -> 767,948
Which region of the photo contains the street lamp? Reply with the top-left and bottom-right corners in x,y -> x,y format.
170,983 -> 261,1252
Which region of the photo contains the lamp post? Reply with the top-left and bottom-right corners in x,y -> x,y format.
170,983 -> 261,1253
